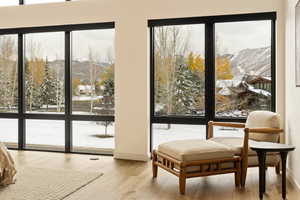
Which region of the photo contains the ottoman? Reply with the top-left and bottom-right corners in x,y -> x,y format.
152,139 -> 241,194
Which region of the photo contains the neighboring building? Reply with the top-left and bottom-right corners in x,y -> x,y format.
77,85 -> 95,95
245,75 -> 272,92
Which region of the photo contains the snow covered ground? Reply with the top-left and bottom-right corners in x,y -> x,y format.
0,119 -> 243,151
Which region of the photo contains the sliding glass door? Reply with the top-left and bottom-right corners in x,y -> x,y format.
149,12 -> 276,150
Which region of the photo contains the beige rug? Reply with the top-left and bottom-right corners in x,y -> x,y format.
0,167 -> 103,200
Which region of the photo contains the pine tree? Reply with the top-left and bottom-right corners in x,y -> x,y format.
55,78 -> 64,112
39,59 -> 57,111
25,59 -> 35,111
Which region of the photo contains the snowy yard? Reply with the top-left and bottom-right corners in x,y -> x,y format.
0,119 -> 243,151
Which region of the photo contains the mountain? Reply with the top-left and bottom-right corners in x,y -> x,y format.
230,46 -> 271,79
48,60 -> 111,81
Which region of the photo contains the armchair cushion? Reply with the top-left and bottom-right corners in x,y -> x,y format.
246,111 -> 280,142
157,139 -> 235,162
209,137 -> 257,156
209,137 -> 280,166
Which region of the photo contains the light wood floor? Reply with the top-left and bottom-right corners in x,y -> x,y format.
9,150 -> 300,200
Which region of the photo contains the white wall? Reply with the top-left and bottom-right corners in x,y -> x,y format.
285,0 -> 300,189
0,0 -> 285,161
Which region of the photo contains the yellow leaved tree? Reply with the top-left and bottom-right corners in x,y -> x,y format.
216,56 -> 233,80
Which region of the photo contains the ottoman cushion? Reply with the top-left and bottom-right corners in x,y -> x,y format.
157,139 -> 235,162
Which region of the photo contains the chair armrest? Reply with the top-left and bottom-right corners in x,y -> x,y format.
207,121 -> 246,139
247,128 -> 284,134
209,121 -> 246,128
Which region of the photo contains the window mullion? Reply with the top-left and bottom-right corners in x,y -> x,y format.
205,23 -> 216,131
271,20 -> 276,112
65,31 -> 72,153
18,33 -> 25,149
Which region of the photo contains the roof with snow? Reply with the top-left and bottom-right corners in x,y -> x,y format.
218,87 -> 232,96
78,85 -> 95,91
216,80 -> 241,88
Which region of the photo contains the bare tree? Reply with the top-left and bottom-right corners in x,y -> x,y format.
154,26 -> 189,115
88,47 -> 98,114
26,39 -> 43,111
0,35 -> 17,111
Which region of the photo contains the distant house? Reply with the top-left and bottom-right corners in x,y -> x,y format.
245,75 -> 271,92
234,77 -> 271,110
77,85 -> 95,95
216,79 -> 240,96
216,75 -> 272,111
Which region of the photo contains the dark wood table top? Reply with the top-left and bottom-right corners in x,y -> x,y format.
250,141 -> 295,152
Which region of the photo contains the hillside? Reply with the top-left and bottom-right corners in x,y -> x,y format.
230,46 -> 271,79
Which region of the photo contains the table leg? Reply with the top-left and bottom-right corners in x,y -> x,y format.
257,151 -> 267,199
280,152 -> 288,200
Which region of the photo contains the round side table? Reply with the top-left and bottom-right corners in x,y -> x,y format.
250,142 -> 295,200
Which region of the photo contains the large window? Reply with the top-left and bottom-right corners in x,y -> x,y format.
72,29 -> 115,116
25,32 -> 65,114
154,24 -> 205,117
0,35 -> 18,113
149,13 -> 276,150
0,23 -> 115,155
215,21 -> 272,118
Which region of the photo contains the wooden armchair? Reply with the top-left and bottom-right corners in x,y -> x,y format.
208,111 -> 283,187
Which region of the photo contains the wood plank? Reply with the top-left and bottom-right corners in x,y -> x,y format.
7,150 -> 300,200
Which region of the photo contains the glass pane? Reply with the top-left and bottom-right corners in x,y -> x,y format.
25,0 -> 65,4
0,0 -> 19,6
0,119 -> 18,146
152,123 -> 206,149
215,21 -> 272,118
72,29 -> 115,115
24,32 -> 65,114
26,119 -> 65,150
0,35 -> 18,113
72,121 -> 114,151
154,24 -> 205,117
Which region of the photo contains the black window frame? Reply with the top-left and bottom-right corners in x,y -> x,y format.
149,12 -> 276,151
0,22 -> 115,155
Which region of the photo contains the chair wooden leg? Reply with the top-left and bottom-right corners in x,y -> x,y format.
241,161 -> 248,187
152,151 -> 158,178
235,172 -> 241,187
275,162 -> 281,175
235,161 -> 241,187
179,174 -> 186,195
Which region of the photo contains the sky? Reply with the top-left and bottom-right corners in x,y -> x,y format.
24,29 -> 115,62
0,12 -> 270,62
169,20 -> 271,57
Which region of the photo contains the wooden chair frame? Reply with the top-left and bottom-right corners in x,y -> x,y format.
152,150 -> 241,194
207,121 -> 284,187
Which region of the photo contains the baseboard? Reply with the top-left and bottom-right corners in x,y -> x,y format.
114,152 -> 150,162
287,168 -> 300,191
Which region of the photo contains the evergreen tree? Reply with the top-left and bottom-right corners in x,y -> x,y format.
99,78 -> 114,135
171,55 -> 204,115
55,78 -> 64,112
102,79 -> 114,100
39,59 -> 57,111
25,59 -> 36,111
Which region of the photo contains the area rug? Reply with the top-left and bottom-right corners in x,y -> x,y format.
0,167 -> 103,200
